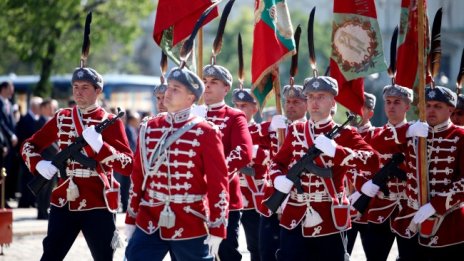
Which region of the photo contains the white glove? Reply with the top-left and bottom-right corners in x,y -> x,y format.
204,235 -> 222,258
314,135 -> 337,157
124,224 -> 136,241
269,115 -> 287,131
36,160 -> 58,180
412,203 -> 436,224
252,145 -> 259,158
191,104 -> 207,119
349,191 -> 362,205
406,121 -> 429,138
274,175 -> 293,193
83,125 -> 104,153
361,180 -> 380,197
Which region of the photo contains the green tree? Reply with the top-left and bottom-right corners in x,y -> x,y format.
0,0 -> 152,97
200,6 -> 332,106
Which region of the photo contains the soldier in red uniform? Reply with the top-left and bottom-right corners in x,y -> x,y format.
124,67 -> 229,260
252,84 -> 307,261
201,64 -> 253,261
356,84 -> 423,261
390,86 -> 464,260
269,85 -> 309,135
21,67 -> 134,261
270,76 -> 379,260
451,94 -> 464,126
353,92 -> 380,143
346,91 -> 381,255
232,88 -> 270,261
153,82 -> 168,113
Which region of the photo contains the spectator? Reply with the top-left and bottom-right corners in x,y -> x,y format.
17,96 -> 43,208
0,81 -> 18,201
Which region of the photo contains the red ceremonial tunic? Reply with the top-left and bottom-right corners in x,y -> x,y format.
391,120 -> 464,247
270,117 -> 379,237
349,121 -> 381,224
250,119 -> 305,217
239,122 -> 271,212
366,121 -> 410,225
206,102 -> 253,211
21,106 -> 133,211
125,109 -> 229,239
357,121 -> 381,144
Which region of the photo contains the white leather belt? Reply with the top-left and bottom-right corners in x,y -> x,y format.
148,190 -> 203,204
406,197 -> 419,210
239,178 -> 264,187
289,191 -> 331,203
378,191 -> 404,201
66,168 -> 99,178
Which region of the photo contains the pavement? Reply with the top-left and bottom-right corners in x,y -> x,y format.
0,201 -> 398,260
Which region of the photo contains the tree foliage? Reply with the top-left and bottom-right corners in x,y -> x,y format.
0,0 -> 152,97
200,6 -> 332,106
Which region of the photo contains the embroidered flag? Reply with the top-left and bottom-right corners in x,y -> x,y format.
330,0 -> 387,115
251,0 -> 296,109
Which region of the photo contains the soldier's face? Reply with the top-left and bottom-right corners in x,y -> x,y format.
426,101 -> 453,126
451,108 -> 464,126
234,101 -> 258,122
361,107 -> 374,125
306,91 -> 335,122
164,80 -> 195,113
284,97 -> 307,121
155,92 -> 167,113
72,81 -> 101,109
384,96 -> 409,124
203,76 -> 230,105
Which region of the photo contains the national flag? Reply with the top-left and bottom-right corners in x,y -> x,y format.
153,0 -> 219,65
396,0 -> 429,92
330,0 -> 387,115
251,0 -> 296,109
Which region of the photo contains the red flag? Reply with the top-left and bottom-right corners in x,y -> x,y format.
330,60 -> 365,115
396,0 -> 429,89
251,0 -> 296,109
251,0 -> 295,85
331,0 -> 386,115
153,0 -> 218,46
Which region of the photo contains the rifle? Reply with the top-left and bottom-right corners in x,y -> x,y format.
27,109 -> 125,196
264,113 -> 355,213
352,152 -> 406,214
239,166 -> 255,176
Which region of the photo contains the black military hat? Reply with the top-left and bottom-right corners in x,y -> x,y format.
153,83 -> 167,95
383,84 -> 413,103
303,76 -> 338,96
282,85 -> 306,100
72,67 -> 104,89
232,88 -> 256,104
203,64 -> 233,87
456,94 -> 464,110
167,67 -> 204,102
425,86 -> 457,107
364,92 -> 376,110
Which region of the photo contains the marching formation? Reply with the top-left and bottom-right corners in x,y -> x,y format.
2,1 -> 463,261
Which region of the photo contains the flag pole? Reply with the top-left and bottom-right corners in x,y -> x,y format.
417,0 -> 428,206
197,28 -> 205,104
272,68 -> 284,146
